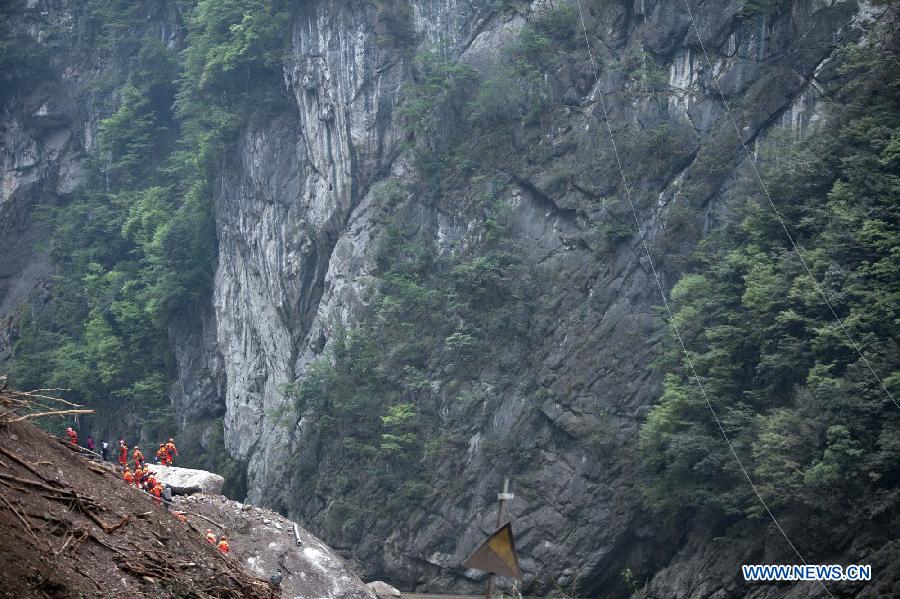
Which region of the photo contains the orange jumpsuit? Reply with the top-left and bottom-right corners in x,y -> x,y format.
150,483 -> 163,506
132,448 -> 145,470
165,440 -> 178,464
123,469 -> 133,484
174,511 -> 187,523
119,443 -> 128,467
156,445 -> 170,466
206,530 -> 216,544
217,538 -> 230,554
66,428 -> 78,445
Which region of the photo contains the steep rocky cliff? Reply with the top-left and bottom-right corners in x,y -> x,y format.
199,1 -> 891,595
2,1 -> 897,597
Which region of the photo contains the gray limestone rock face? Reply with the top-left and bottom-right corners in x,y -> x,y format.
0,80 -> 81,362
209,0 -> 503,514
170,304 -> 227,452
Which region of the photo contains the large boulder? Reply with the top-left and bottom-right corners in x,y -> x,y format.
367,581 -> 403,599
148,464 -> 224,495
175,494 -> 376,599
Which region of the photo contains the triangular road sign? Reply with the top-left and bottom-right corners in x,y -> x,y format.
462,521 -> 522,580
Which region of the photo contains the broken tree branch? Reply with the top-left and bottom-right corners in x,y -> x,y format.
7,408 -> 94,422
0,445 -> 48,479
0,489 -> 38,543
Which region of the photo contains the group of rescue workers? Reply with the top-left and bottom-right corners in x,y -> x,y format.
118,438 -> 177,470
207,527 -> 230,554
64,426 -> 229,555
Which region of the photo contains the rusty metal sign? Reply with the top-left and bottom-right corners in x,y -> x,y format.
462,522 -> 523,580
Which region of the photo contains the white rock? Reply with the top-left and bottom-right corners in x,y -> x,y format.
367,581 -> 403,599
147,464 -> 224,494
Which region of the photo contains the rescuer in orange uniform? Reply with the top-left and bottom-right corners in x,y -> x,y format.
65,427 -> 78,446
137,466 -> 150,489
118,440 -> 128,468
150,482 -> 164,506
132,446 -> 145,470
217,536 -> 230,554
206,529 -> 216,544
165,438 -> 179,465
174,511 -> 187,523
123,467 -> 133,485
156,443 -> 170,466
139,469 -> 153,490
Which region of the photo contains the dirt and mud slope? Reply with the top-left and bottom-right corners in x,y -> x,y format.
0,419 -> 277,598
0,416 -> 379,599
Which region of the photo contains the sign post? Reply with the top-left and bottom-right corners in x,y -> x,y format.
462,477 -> 522,595
485,478 -> 512,599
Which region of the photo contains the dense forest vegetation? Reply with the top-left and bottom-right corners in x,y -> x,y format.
640,39 -> 900,538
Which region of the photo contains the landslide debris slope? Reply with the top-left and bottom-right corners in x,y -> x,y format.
0,419 -> 276,599
175,493 -> 376,599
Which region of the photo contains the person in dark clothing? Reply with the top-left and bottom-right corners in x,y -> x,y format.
100,440 -> 109,461
86,436 -> 95,452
